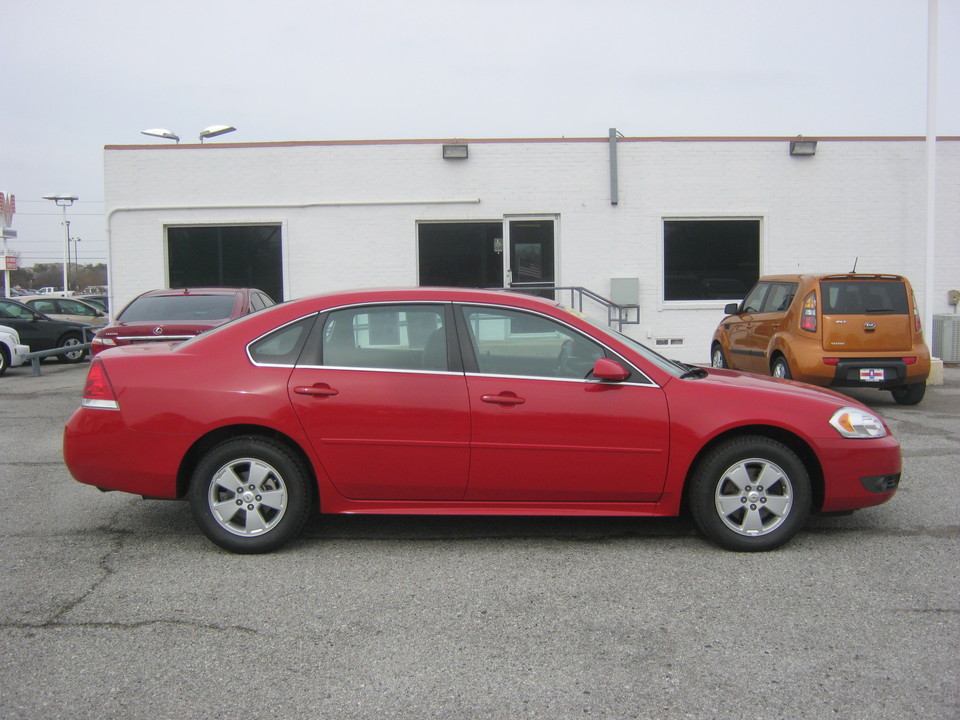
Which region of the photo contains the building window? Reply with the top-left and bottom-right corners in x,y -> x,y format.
167,225 -> 283,302
663,219 -> 760,301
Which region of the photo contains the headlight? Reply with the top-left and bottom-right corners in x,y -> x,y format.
829,407 -> 888,439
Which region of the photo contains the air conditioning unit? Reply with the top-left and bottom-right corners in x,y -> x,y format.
932,314 -> 960,363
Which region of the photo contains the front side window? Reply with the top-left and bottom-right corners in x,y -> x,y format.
739,283 -> 769,314
319,305 -> 448,371
60,300 -> 99,317
460,306 -> 604,379
663,219 -> 761,301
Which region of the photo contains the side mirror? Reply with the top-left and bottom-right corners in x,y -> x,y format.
724,302 -> 740,315
592,357 -> 630,382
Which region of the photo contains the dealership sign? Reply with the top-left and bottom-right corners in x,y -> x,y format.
0,192 -> 14,227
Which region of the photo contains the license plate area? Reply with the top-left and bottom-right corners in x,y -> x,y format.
859,368 -> 885,382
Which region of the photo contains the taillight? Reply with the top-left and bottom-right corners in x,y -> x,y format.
81,359 -> 120,410
913,299 -> 921,333
904,357 -> 917,365
822,357 -> 839,366
800,291 -> 817,332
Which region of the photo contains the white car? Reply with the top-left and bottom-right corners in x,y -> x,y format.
0,324 -> 30,376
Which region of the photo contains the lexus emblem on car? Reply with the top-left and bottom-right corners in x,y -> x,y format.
152,326 -> 164,335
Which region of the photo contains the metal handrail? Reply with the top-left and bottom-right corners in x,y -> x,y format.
504,285 -> 640,331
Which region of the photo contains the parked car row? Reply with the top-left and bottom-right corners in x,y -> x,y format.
0,298 -> 92,365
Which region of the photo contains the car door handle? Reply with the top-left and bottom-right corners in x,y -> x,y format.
481,392 -> 525,406
294,384 -> 339,397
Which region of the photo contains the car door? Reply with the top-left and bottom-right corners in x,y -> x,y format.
0,300 -> 54,351
723,282 -> 769,372
457,304 -> 670,503
749,282 -> 798,371
287,303 -> 471,500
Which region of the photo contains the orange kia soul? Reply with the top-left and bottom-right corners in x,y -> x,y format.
711,273 -> 931,405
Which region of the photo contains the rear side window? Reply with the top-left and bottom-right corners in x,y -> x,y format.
821,281 -> 908,315
248,316 -> 314,366
119,295 -> 237,321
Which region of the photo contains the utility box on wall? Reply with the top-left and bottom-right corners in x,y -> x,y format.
933,314 -> 960,363
610,277 -> 640,306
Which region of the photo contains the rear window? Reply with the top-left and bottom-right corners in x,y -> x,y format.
119,295 -> 237,322
821,281 -> 908,315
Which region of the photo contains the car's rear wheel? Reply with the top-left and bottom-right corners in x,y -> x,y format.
771,356 -> 792,379
188,436 -> 312,553
689,435 -> 811,551
56,333 -> 87,364
711,344 -> 728,368
891,381 -> 925,405
0,346 -> 9,376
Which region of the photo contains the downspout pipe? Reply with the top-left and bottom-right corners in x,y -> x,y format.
609,128 -> 620,206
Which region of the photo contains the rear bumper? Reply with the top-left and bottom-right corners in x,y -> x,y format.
63,407 -> 190,498
827,358 -> 926,390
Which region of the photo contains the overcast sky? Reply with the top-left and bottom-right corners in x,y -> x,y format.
3,0 -> 957,269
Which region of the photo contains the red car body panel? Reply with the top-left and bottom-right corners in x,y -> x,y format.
64,288 -> 900,522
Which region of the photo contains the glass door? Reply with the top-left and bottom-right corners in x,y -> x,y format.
505,217 -> 556,298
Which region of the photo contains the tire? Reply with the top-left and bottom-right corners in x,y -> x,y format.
56,333 -> 87,364
771,356 -> 792,380
0,346 -> 9,376
689,435 -> 811,552
891,381 -> 925,406
188,436 -> 312,553
710,344 -> 728,368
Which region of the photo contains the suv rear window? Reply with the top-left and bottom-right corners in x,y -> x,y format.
119,295 -> 237,322
821,281 -> 908,315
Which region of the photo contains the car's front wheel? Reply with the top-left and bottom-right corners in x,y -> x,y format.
710,344 -> 728,368
891,382 -> 925,405
188,436 -> 312,553
689,435 -> 811,551
0,346 -> 9,376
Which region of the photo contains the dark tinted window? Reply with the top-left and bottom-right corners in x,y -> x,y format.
821,281 -> 908,315
663,219 -> 760,301
119,295 -> 237,322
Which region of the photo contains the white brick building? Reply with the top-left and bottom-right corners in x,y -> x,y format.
104,134 -> 959,363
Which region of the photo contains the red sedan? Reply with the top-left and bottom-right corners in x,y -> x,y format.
64,288 -> 901,553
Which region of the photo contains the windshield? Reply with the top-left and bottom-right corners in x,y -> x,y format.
119,294 -> 236,322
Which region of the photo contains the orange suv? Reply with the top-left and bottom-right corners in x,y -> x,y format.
711,273 -> 931,405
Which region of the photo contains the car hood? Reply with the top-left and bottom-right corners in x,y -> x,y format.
697,366 -> 855,405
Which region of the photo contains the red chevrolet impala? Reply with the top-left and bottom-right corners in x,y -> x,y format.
63,288 -> 901,553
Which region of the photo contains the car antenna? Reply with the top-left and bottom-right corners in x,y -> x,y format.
850,257 -> 858,273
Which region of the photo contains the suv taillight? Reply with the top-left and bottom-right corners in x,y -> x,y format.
913,293 -> 922,333
800,291 -> 817,332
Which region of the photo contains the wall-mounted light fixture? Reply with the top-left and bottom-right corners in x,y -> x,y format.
789,136 -> 818,156
442,144 -> 469,159
199,125 -> 237,143
141,128 -> 181,143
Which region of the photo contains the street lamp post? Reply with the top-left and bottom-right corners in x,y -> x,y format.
42,194 -> 78,293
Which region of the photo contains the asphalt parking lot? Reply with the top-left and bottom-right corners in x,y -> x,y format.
1,361 -> 957,720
